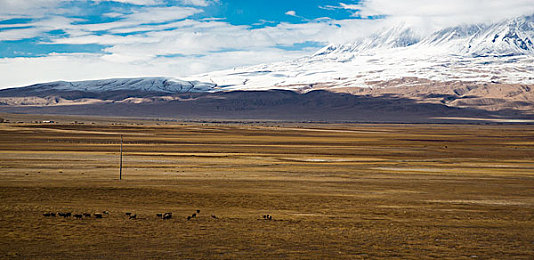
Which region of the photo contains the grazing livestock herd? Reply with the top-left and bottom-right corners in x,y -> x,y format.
42,210 -> 275,222
262,214 -> 273,220
43,211 -> 106,219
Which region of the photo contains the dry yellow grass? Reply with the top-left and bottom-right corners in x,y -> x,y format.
0,121 -> 533,258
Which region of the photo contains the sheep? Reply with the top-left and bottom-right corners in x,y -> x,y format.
73,214 -> 83,219
64,212 -> 72,217
129,214 -> 137,220
57,212 -> 65,217
163,213 -> 172,220
43,212 -> 51,217
94,213 -> 103,219
125,212 -> 132,216
156,213 -> 163,218
50,212 -> 56,217
191,213 -> 197,218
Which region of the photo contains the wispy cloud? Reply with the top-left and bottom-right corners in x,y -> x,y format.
323,0 -> 534,27
0,0 -> 69,19
92,0 -> 163,5
179,0 -> 218,7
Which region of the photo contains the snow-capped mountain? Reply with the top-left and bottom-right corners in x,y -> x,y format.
20,77 -> 216,93
318,14 -> 534,58
0,77 -> 217,104
192,14 -> 534,92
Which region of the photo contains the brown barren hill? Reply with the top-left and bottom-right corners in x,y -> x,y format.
1,80 -> 533,123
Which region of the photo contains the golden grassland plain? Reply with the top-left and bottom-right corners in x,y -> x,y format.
0,119 -> 533,259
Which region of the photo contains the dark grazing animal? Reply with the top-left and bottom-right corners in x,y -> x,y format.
187,216 -> 191,220
103,211 -> 110,215
156,213 -> 163,218
94,213 -> 103,219
125,212 -> 132,216
129,214 -> 137,219
196,210 -> 200,214
211,214 -> 218,219
43,212 -> 51,217
83,213 -> 91,217
64,212 -> 72,217
73,214 -> 83,219
191,213 -> 197,218
163,213 -> 172,220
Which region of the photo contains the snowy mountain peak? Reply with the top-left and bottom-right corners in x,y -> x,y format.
317,14 -> 534,59
465,14 -> 534,56
314,24 -> 421,59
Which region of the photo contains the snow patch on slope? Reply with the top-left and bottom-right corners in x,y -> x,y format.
24,77 -> 217,93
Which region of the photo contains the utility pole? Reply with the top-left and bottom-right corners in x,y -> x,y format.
119,135 -> 123,180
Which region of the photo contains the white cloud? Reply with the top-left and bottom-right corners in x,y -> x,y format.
0,27 -> 46,41
0,0 -> 69,19
179,0 -> 218,7
285,10 -> 297,17
125,6 -> 202,24
0,16 -> 80,41
335,0 -> 534,29
91,19 -> 356,62
92,0 -> 162,5
0,5 -> 202,41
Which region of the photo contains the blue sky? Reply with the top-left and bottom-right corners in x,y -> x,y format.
0,0 -> 364,58
0,0 -> 532,88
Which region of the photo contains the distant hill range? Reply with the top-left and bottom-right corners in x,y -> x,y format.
1,14 -> 533,122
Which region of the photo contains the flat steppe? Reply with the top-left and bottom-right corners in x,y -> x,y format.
0,120 -> 533,258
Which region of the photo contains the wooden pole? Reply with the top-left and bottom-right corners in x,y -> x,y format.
120,135 -> 123,180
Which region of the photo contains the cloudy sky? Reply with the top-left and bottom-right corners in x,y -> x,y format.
0,0 -> 533,88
